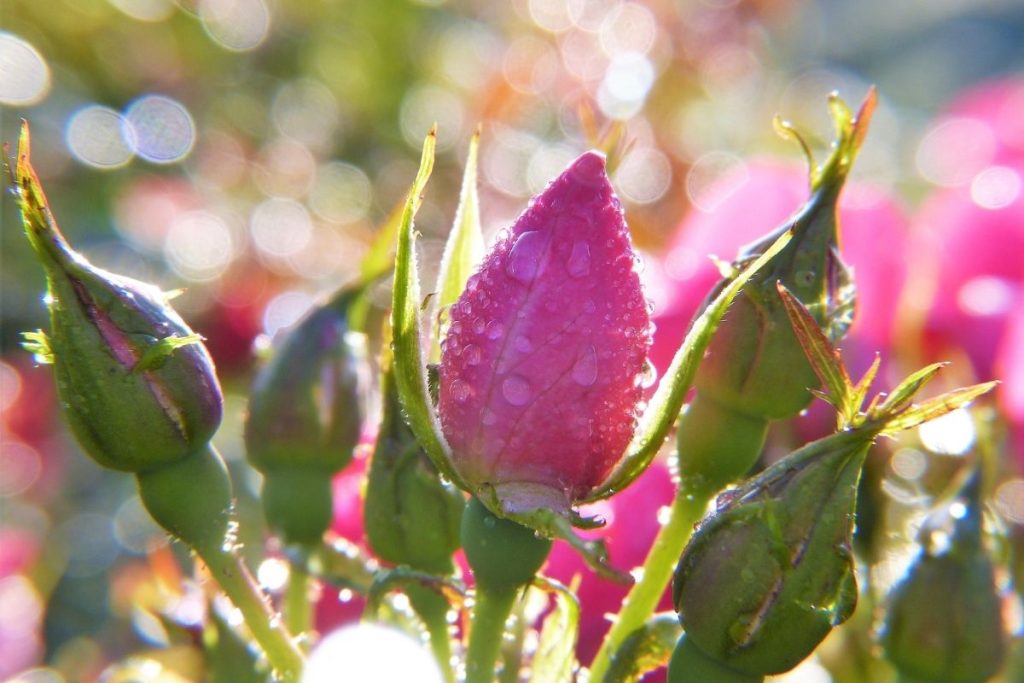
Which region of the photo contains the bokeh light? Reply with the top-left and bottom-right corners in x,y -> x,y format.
65,105 -> 135,169
0,32 -> 50,106
124,95 -> 196,164
198,0 -> 272,52
302,623 -> 443,683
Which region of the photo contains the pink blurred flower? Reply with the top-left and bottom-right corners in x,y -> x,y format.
438,152 -> 652,514
545,460 -> 675,668
650,161 -> 910,382
940,77 -> 1024,168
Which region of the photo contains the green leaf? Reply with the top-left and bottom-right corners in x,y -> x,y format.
875,362 -> 948,417
133,333 -> 203,372
605,613 -> 681,683
584,225 -> 794,502
21,329 -> 53,364
390,128 -> 470,491
777,283 -> 853,424
431,129 -> 485,362
878,381 -> 998,436
530,577 -> 581,683
361,200 -> 406,284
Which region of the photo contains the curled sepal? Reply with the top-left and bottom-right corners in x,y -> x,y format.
586,226 -> 794,502
431,128 -> 485,362
363,567 -> 466,619
391,128 -> 469,491
881,472 -> 1007,683
673,428 -> 871,675
606,612 -> 682,683
15,122 -> 223,473
780,284 -> 997,433
529,577 -> 581,683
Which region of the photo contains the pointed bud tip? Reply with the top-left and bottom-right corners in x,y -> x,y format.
566,150 -> 608,186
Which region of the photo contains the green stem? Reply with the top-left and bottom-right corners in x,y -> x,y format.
284,560 -> 314,643
201,545 -> 305,682
407,583 -> 456,683
588,482 -> 712,682
465,587 -> 518,683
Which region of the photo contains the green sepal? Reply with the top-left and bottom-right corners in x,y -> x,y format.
431,128 -> 484,363
529,577 -> 580,683
391,127 -> 470,492
605,612 -> 681,683
667,634 -> 763,683
461,497 -> 552,593
364,566 -> 465,619
21,329 -> 54,364
133,333 -> 203,372
585,224 -> 794,502
365,351 -> 465,575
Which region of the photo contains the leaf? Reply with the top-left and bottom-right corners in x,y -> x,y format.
879,382 -> 998,436
431,128 -> 484,362
585,225 -> 793,502
390,128 -> 470,491
361,200 -> 406,284
777,283 -> 853,424
529,577 -> 581,683
850,354 -> 881,416
604,613 -> 681,683
875,362 -> 948,416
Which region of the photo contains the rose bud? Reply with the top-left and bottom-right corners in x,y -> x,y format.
15,125 -> 222,474
364,356 -> 465,575
673,92 -> 874,490
437,151 -> 651,517
881,473 -> 1007,683
245,287 -> 367,545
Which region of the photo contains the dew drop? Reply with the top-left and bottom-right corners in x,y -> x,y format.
451,379 -> 471,403
472,317 -> 486,334
506,230 -> 548,283
482,409 -> 497,426
464,344 -> 481,366
501,375 -> 532,406
571,345 -> 598,387
486,320 -> 505,340
566,240 -> 592,278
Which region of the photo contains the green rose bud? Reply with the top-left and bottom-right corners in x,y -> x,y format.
244,287 -> 367,545
881,473 -> 1007,683
673,428 -> 869,676
364,360 -> 464,575
15,124 -> 222,474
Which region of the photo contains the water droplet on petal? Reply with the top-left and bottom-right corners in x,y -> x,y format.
567,240 -> 591,278
464,344 -> 481,366
506,230 -> 548,283
501,375 -> 532,406
472,317 -> 486,334
571,345 -> 598,387
514,335 -> 533,353
451,379 -> 471,403
482,409 -> 497,425
486,320 -> 504,340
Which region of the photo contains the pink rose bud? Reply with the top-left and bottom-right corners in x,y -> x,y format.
438,151 -> 652,514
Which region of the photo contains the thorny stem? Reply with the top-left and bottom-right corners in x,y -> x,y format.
587,480 -> 713,682
407,583 -> 457,683
283,559 -> 314,645
465,587 -> 518,683
200,536 -> 305,681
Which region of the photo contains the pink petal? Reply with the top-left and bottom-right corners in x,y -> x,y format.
439,152 -> 651,505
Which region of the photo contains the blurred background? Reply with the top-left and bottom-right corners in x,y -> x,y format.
1,0 -> 1023,681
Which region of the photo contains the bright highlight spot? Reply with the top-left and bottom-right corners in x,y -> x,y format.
263,290 -> 315,339
995,479 -> 1024,525
107,0 -> 176,22
250,198 -> 314,259
164,211 -> 234,282
0,32 -> 51,106
957,275 -> 1016,317
918,407 -> 976,456
65,105 -> 135,169
256,558 -> 290,592
125,95 -> 196,164
199,0 -> 271,52
302,623 -> 443,683
970,165 -> 1021,210
597,52 -> 655,120
890,448 -> 927,481
916,117 -> 996,187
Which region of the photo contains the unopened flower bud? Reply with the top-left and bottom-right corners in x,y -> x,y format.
437,151 -> 651,516
364,364 -> 464,574
881,473 -> 1007,683
16,126 -> 222,473
673,429 -> 870,676
245,288 -> 367,545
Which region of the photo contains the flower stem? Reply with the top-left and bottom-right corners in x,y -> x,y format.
667,634 -> 763,683
465,586 -> 517,683
284,559 -> 314,643
588,481 -> 712,682
407,583 -> 456,683
201,545 -> 306,682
